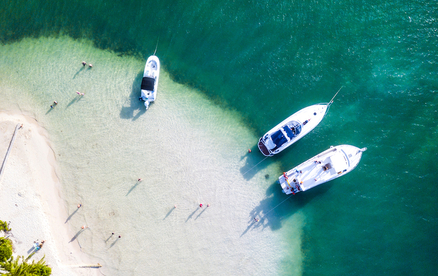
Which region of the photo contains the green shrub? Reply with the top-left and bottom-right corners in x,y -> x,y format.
0,237 -> 13,262
29,260 -> 52,276
0,220 -> 11,232
0,255 -> 51,276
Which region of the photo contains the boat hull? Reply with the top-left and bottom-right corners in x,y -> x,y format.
279,145 -> 366,195
258,104 -> 328,156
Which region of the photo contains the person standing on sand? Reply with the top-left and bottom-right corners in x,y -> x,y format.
38,240 -> 45,249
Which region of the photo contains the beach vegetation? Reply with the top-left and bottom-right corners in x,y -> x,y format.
0,255 -> 51,276
0,220 -> 11,232
0,237 -> 13,262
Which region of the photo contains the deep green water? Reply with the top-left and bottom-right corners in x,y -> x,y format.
1,0 -> 438,275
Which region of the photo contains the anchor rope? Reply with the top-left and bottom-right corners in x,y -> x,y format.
262,194 -> 294,217
328,86 -> 343,105
324,86 -> 343,116
154,38 -> 159,55
241,156 -> 269,177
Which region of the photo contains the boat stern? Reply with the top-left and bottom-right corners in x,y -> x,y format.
258,138 -> 272,156
278,175 -> 296,195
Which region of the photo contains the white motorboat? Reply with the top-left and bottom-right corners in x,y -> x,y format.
279,145 -> 367,195
257,89 -> 341,157
139,55 -> 160,109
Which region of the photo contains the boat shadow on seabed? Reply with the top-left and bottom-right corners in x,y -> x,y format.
120,71 -> 147,121
240,141 -> 300,181
239,145 -> 271,181
240,180 -> 332,236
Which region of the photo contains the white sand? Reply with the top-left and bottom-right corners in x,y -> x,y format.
0,112 -> 98,275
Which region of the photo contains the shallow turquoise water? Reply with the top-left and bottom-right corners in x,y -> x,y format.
1,0 -> 438,275
0,36 -> 298,275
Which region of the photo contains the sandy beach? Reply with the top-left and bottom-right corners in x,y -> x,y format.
0,112 -> 98,275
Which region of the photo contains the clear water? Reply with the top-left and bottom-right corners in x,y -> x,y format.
1,0 -> 438,275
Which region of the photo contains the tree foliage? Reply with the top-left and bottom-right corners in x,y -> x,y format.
0,255 -> 51,276
0,237 -> 13,262
0,220 -> 11,232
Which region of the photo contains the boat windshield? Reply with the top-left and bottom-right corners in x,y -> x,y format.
286,121 -> 301,138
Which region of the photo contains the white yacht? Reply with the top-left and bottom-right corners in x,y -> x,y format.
257,89 -> 342,157
279,145 -> 367,195
139,55 -> 160,109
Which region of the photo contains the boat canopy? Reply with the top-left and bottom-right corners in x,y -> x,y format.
270,121 -> 302,149
271,129 -> 288,148
141,77 -> 155,91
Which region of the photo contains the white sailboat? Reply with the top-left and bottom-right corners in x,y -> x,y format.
279,145 -> 367,195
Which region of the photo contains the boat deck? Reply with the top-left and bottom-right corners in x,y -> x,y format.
298,159 -> 338,190
280,160 -> 337,194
